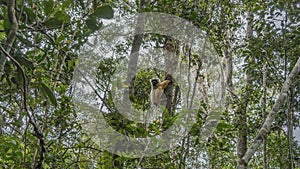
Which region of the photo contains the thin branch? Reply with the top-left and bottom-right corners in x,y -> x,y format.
226,88 -> 239,101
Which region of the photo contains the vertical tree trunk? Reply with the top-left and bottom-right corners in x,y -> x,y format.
283,8 -> 294,169
163,38 -> 179,116
118,0 -> 147,167
262,64 -> 268,169
236,92 -> 249,169
237,11 -> 253,169
122,0 -> 147,113
287,88 -> 294,169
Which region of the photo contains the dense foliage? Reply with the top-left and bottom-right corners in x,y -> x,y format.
0,0 -> 299,168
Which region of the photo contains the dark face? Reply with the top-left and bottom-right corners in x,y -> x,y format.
151,79 -> 159,88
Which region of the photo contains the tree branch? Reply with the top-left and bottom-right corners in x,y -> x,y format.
0,45 -> 45,169
240,57 -> 300,165
0,0 -> 18,75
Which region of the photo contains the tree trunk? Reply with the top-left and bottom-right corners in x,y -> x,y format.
163,38 -> 179,116
117,0 -> 147,167
262,64 -> 268,169
236,11 -> 253,169
287,88 -> 294,169
122,0 -> 146,115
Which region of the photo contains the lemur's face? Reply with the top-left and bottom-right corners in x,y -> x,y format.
151,79 -> 160,88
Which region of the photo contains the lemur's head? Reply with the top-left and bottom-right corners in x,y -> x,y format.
150,79 -> 160,89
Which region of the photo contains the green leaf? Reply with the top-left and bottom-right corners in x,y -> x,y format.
14,56 -> 34,70
94,5 -> 114,19
43,0 -> 54,16
216,122 -> 232,131
44,18 -> 63,28
40,82 -> 58,106
12,68 -> 24,86
62,0 -> 72,9
53,11 -> 70,22
85,16 -> 98,30
85,16 -> 103,31
23,7 -> 36,23
44,10 -> 70,28
55,35 -> 66,44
